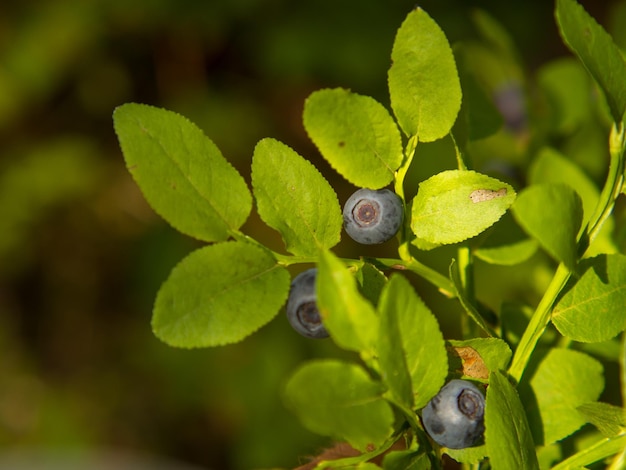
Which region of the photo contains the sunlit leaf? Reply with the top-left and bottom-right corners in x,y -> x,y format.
527,348 -> 604,445
251,138 -> 342,256
529,147 -> 599,224
512,183 -> 583,270
552,254 -> 626,342
485,371 -> 539,470
303,88 -> 403,188
378,275 -> 447,409
577,402 -> 626,437
383,449 -> 431,470
152,241 -> 289,347
284,359 -> 395,452
113,103 -> 251,242
556,0 -> 626,123
411,170 -> 515,245
317,250 -> 379,356
388,8 -> 461,140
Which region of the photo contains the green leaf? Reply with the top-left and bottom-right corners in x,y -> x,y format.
536,58 -> 594,133
556,0 -> 626,123
552,254 -> 626,342
526,348 -> 604,445
473,212 -> 539,266
577,402 -> 626,437
550,434 -> 626,470
411,170 -> 515,245
113,103 -> 251,242
356,263 -> 387,307
511,183 -> 583,270
283,359 -> 395,452
485,371 -> 539,470
152,241 -> 289,347
378,275 -> 447,410
302,88 -> 403,189
251,138 -> 342,256
317,250 -> 379,356
388,8 -> 462,140
528,147 -> 599,224
443,445 -> 487,465
383,449 -> 431,470
536,444 -> 563,470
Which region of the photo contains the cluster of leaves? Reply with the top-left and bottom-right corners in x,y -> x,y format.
113,0 -> 626,468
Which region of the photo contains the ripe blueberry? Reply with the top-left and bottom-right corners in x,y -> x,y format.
286,268 -> 329,339
421,379 -> 485,449
343,188 -> 403,244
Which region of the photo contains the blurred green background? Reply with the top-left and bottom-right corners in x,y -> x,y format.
0,1 -> 623,469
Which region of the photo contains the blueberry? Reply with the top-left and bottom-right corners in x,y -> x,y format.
343,188 -> 403,244
286,268 -> 329,339
421,379 -> 485,449
493,81 -> 527,133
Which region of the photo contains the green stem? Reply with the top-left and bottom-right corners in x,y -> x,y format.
550,434 -> 626,470
508,122 -> 626,383
507,263 -> 571,382
272,252 -> 318,266
394,135 -> 418,205
456,246 -> 475,304
387,134 -> 458,297
371,256 -> 455,297
456,246 -> 478,338
395,135 -> 418,253
585,122 -> 626,248
608,447 -> 626,470
450,131 -> 471,170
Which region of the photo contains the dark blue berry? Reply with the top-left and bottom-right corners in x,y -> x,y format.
421,379 -> 485,449
343,188 -> 403,244
286,268 -> 328,339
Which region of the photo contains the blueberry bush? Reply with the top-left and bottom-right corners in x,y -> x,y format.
113,0 -> 626,468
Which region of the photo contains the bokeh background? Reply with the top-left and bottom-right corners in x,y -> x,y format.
0,0 -> 623,469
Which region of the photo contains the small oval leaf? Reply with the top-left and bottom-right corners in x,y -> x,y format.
113,103 -> 252,242
388,8 -> 462,140
556,0 -> 626,123
152,241 -> 290,347
529,147 -> 600,224
303,88 -> 403,189
552,254 -> 626,342
317,250 -> 379,356
511,183 -> 583,270
527,348 -> 604,445
485,371 -> 539,470
378,275 -> 447,410
251,138 -> 342,256
284,359 -> 395,452
411,170 -> 515,245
